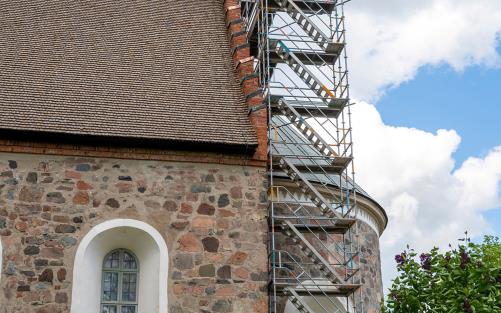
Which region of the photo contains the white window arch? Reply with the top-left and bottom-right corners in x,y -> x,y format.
71,219 -> 168,313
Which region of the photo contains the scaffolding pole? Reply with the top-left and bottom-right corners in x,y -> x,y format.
241,1 -> 361,312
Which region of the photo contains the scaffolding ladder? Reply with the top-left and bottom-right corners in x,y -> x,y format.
241,1 -> 361,312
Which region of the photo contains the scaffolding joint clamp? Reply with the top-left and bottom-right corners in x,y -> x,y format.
230,43 -> 250,56
248,103 -> 267,115
239,72 -> 259,85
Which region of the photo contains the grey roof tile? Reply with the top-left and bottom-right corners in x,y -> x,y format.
0,0 -> 258,146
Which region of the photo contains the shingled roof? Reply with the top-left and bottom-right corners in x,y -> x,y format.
0,1 -> 258,149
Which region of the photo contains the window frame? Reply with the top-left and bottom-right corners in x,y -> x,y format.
100,249 -> 140,313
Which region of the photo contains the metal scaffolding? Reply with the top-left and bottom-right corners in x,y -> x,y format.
241,1 -> 361,312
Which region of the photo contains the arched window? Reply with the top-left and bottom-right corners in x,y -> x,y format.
71,219 -> 169,313
101,249 -> 139,313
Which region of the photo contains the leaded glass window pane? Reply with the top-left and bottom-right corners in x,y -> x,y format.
122,251 -> 137,269
121,273 -> 137,302
102,305 -> 117,313
101,249 -> 139,313
121,306 -> 136,313
102,272 -> 118,301
104,251 -> 120,269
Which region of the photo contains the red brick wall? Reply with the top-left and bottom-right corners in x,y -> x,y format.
223,0 -> 268,163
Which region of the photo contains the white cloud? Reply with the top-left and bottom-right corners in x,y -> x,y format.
269,0 -> 501,292
336,0 -> 501,290
382,193 -> 421,247
352,102 -> 501,289
455,148 -> 501,209
346,0 -> 501,101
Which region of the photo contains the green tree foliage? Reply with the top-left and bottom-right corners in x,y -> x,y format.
382,235 -> 501,313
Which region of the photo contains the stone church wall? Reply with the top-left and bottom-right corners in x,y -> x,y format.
357,220 -> 383,313
0,152 -> 268,313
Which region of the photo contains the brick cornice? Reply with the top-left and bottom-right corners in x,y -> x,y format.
0,139 -> 266,167
223,0 -> 268,163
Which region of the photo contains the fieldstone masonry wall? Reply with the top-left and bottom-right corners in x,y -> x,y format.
0,152 -> 268,313
358,220 -> 383,313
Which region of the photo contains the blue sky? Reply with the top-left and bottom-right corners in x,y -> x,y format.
377,64 -> 501,236
377,63 -> 501,168
345,0 -> 501,289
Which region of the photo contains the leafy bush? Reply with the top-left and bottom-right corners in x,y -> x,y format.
382,235 -> 501,313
